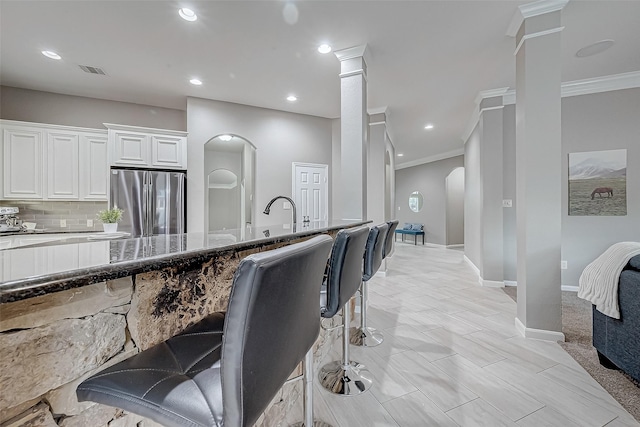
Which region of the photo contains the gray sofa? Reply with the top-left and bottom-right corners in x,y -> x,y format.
592,254 -> 640,383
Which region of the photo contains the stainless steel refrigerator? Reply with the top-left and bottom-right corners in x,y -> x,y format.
110,168 -> 186,237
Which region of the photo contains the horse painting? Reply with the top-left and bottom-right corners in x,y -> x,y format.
591,187 -> 613,200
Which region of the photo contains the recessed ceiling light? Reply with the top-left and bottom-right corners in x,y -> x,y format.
317,44 -> 332,54
178,8 -> 197,22
190,78 -> 202,85
576,40 -> 614,58
287,95 -> 298,102
219,135 -> 232,141
397,153 -> 404,157
42,50 -> 61,60
424,124 -> 434,130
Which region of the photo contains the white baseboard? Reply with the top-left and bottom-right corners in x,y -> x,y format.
561,285 -> 579,292
482,279 -> 505,288
463,255 -> 481,276
504,280 -> 517,287
446,244 -> 464,248
515,317 -> 565,342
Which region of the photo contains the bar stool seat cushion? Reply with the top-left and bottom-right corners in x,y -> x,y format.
77,312 -> 226,427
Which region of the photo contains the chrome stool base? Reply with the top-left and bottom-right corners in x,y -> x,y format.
349,326 -> 384,347
319,361 -> 373,395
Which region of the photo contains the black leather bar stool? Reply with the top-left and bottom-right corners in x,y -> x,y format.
383,220 -> 399,259
77,235 -> 333,427
317,226 -> 371,396
350,223 -> 389,347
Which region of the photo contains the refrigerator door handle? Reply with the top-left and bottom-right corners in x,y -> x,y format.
142,174 -> 148,237
147,173 -> 154,236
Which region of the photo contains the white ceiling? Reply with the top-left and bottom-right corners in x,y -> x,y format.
1,1 -> 639,166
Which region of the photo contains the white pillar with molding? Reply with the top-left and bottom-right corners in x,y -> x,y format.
335,45 -> 369,221
511,0 -> 567,341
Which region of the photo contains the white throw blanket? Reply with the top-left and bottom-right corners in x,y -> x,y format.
578,242 -> 640,319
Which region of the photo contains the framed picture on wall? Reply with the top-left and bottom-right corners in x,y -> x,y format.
568,149 -> 627,216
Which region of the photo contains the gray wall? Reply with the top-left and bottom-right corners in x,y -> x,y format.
445,167 -> 465,245
186,97 -> 333,232
464,125 -> 482,272
0,86 -> 186,130
561,88 -> 640,287
503,104 -> 517,282
396,155 -> 464,245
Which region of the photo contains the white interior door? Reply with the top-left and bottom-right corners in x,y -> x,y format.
292,163 -> 328,223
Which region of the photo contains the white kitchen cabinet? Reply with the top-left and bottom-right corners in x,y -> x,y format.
111,129 -> 150,167
1,120 -> 109,201
79,133 -> 109,200
106,123 -> 187,170
2,125 -> 44,199
47,130 -> 80,199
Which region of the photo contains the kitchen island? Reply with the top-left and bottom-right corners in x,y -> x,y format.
0,220 -> 369,426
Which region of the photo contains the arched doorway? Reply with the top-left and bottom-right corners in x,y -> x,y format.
204,135 -> 256,232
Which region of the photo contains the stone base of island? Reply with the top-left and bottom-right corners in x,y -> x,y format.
0,220 -> 369,426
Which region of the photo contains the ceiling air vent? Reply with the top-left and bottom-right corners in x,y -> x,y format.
78,65 -> 106,75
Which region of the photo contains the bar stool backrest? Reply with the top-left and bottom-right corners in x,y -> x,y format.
383,220 -> 399,259
222,235 -> 333,427
363,223 -> 389,281
321,226 -> 369,318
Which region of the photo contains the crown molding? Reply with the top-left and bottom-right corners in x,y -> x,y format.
395,148 -> 464,170
368,106 -> 388,116
474,87 -> 509,105
334,45 -> 368,62
513,27 -> 564,56
500,70 -> 640,106
503,90 -> 516,105
464,70 -> 640,143
561,70 -> 640,97
506,0 -> 569,37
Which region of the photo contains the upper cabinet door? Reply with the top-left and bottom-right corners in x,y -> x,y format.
79,133 -> 109,200
2,126 -> 44,199
151,135 -> 185,169
112,130 -> 150,167
47,131 -> 80,199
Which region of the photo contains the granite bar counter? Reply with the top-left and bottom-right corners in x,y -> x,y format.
0,220 -> 369,426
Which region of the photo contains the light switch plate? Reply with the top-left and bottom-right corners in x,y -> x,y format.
60,219 -> 67,228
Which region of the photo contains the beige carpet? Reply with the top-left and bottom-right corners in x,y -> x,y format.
503,287 -> 640,421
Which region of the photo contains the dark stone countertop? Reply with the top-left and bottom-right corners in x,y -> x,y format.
0,220 -> 370,303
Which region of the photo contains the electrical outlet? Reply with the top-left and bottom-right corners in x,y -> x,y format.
87,219 -> 94,227
561,260 -> 568,269
60,219 -> 67,228
502,199 -> 513,208
283,201 -> 291,210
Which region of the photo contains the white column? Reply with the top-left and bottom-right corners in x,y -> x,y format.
368,109 -> 387,226
335,45 -> 368,221
513,2 -> 566,340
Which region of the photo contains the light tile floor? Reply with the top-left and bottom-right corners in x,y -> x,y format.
286,243 -> 639,427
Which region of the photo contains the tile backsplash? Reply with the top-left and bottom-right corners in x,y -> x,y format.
6,201 -> 108,232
